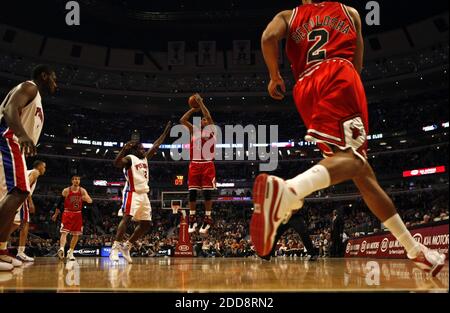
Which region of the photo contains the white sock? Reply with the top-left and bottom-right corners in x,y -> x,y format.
383,214 -> 421,258
205,211 -> 211,217
286,165 -> 331,199
18,246 -> 25,254
68,249 -> 73,254
0,242 -> 7,250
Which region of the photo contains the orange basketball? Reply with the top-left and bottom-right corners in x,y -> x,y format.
188,95 -> 200,108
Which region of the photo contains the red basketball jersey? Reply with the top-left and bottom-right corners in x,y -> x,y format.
64,188 -> 83,212
190,129 -> 216,161
286,1 -> 357,79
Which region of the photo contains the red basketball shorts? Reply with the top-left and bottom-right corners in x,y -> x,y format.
293,58 -> 369,160
61,211 -> 83,235
188,161 -> 216,190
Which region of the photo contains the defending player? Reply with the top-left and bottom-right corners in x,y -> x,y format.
180,94 -> 216,234
0,65 -> 56,271
251,0 -> 445,276
10,161 -> 46,262
52,176 -> 93,261
109,122 -> 171,263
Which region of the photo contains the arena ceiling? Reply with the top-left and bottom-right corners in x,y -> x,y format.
0,0 -> 448,50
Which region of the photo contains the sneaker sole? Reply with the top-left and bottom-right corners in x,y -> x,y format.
250,174 -> 283,257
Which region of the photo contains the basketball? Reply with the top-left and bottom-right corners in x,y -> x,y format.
188,95 -> 200,109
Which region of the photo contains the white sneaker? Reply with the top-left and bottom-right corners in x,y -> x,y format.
0,261 -> 14,271
250,174 -> 303,257
0,253 -> 23,267
199,224 -> 211,234
57,248 -> 65,260
119,242 -> 133,263
409,243 -> 446,277
67,251 -> 76,261
16,252 -> 34,262
188,222 -> 198,234
109,243 -> 120,262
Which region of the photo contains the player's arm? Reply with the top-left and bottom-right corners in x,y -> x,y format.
179,107 -> 200,134
346,6 -> 364,74
113,142 -> 134,168
51,193 -> 66,221
27,196 -> 35,214
81,187 -> 93,204
146,121 -> 172,159
2,82 -> 39,156
195,94 -> 214,125
261,10 -> 292,100
26,170 -> 39,214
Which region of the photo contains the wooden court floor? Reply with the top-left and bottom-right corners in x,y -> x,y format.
0,257 -> 447,292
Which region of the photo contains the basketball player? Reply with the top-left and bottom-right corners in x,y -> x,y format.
9,160 -> 46,262
0,65 -> 56,271
180,94 -> 216,234
251,0 -> 446,276
109,122 -> 171,263
52,176 -> 93,261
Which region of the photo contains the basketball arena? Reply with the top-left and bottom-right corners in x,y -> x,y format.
0,0 -> 448,300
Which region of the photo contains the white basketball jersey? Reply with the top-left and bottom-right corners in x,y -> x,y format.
0,81 -> 44,145
123,154 -> 149,194
28,169 -> 39,195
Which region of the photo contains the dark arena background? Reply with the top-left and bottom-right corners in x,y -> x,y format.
0,0 -> 448,308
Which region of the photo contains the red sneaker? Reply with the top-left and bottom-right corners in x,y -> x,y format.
250,174 -> 303,257
409,244 -> 446,277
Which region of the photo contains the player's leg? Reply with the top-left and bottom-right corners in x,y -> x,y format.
128,221 -> 151,244
200,163 -> 215,234
67,212 -> 84,261
16,202 -> 33,262
120,194 -> 151,263
353,162 -> 446,276
188,162 -> 201,233
17,222 -> 33,262
199,190 -> 213,234
188,190 -> 198,233
58,232 -> 68,260
67,234 -> 79,261
0,190 -> 28,270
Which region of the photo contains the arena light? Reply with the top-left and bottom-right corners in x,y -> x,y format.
403,166 -> 446,177
216,182 -> 235,187
422,125 -> 438,132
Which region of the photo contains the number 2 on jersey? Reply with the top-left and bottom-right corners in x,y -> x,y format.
307,29 -> 329,63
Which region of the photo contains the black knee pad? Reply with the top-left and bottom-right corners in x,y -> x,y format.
203,190 -> 212,201
189,190 -> 198,202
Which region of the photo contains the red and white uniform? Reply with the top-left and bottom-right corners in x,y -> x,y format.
14,169 -> 39,224
60,187 -> 84,235
0,81 -> 44,198
286,2 -> 368,160
188,129 -> 216,190
119,154 -> 151,221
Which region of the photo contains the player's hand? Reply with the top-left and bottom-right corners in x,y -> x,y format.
51,213 -> 58,222
18,134 -> 36,157
193,93 -> 204,105
123,141 -> 135,149
268,76 -> 286,100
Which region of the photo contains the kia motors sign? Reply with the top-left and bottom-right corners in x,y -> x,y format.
403,166 -> 446,177
345,223 -> 448,259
